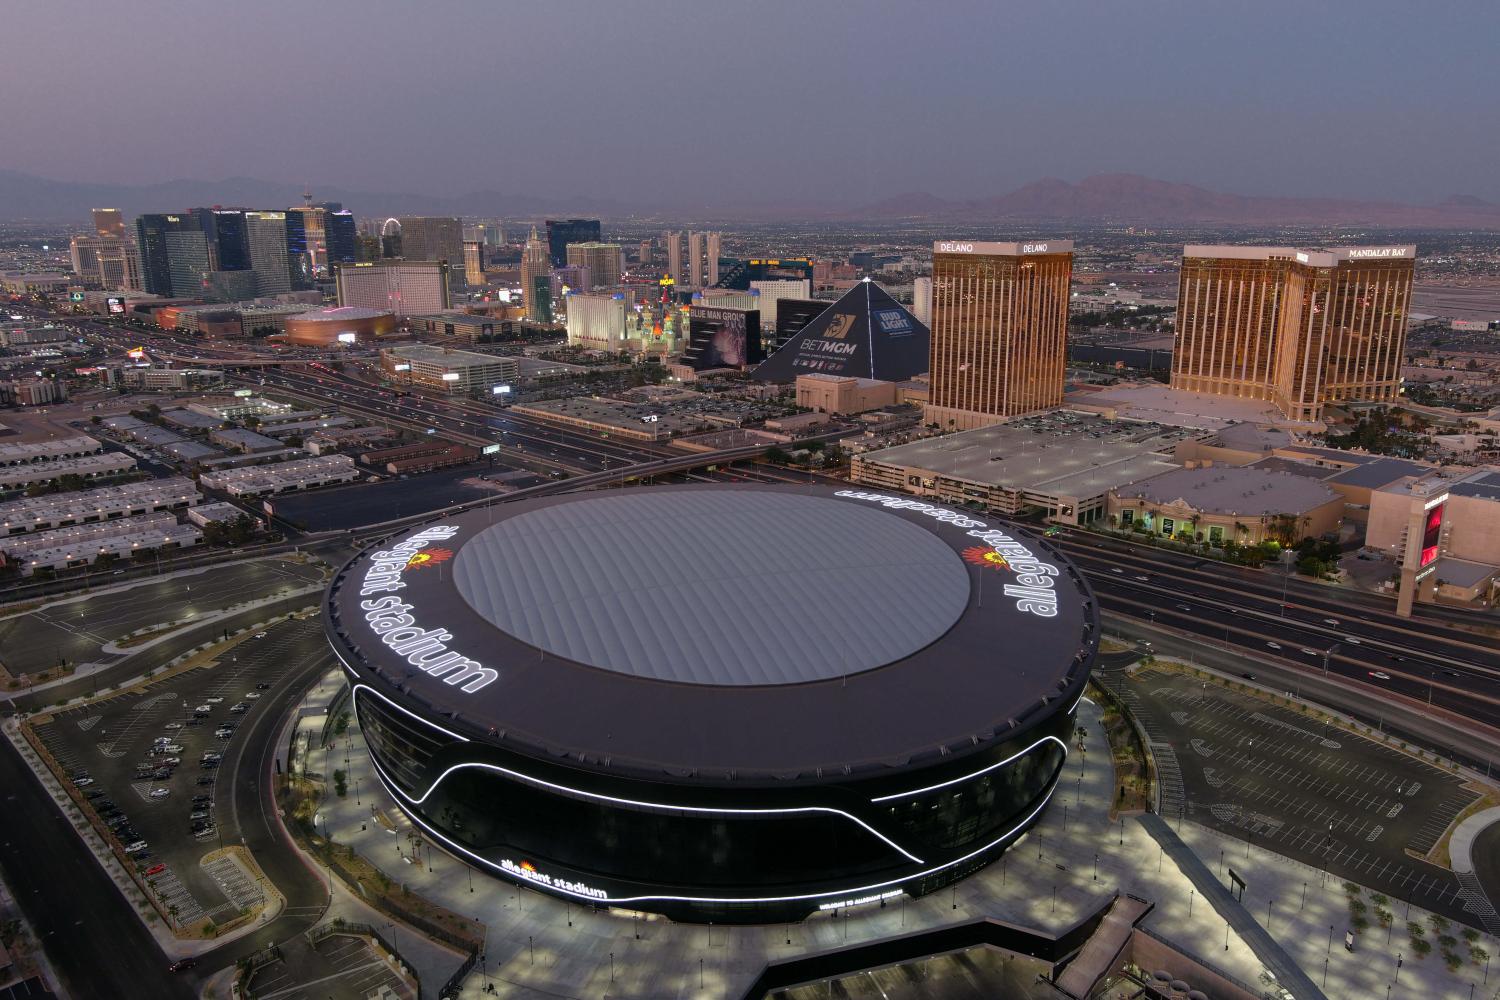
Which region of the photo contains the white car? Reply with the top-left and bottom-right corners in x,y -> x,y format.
1369,671 -> 1391,681
163,722 -> 183,730
154,757 -> 180,767
1266,642 -> 1282,650
124,841 -> 148,854
244,692 -> 261,700
204,697 -> 224,704
149,788 -> 171,799
155,744 -> 183,754
1324,618 -> 1340,626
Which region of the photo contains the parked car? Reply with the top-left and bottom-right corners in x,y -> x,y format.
124,841 -> 148,854
168,959 -> 196,973
203,697 -> 224,704
144,863 -> 165,877
196,776 -> 216,786
74,776 -> 94,787
230,703 -> 249,714
244,692 -> 262,700
152,769 -> 173,780
255,682 -> 272,690
163,722 -> 183,730
190,809 -> 209,821
149,788 -> 171,799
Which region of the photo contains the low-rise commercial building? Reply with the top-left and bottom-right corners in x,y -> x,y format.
379,345 -> 518,394
114,367 -> 226,392
186,501 -> 260,528
0,436 -> 102,466
0,477 -> 199,535
0,451 -> 136,490
407,312 -> 521,343
209,428 -> 288,454
360,441 -> 479,474
851,413 -> 1193,524
795,374 -> 905,415
1107,465 -> 1344,545
199,454 -> 358,497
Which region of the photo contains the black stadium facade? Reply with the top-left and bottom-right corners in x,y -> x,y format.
324,485 -> 1097,922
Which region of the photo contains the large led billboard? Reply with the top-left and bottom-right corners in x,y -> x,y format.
1420,502 -> 1444,568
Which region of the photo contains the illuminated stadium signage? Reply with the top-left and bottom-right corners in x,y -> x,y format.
819,889 -> 901,911
1419,502 -> 1444,568
357,526 -> 497,694
500,858 -> 607,899
835,491 -> 1060,618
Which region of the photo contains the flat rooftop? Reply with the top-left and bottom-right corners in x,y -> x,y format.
383,344 -> 508,366
1113,465 -> 1342,516
1065,383 -> 1297,430
858,413 -> 1190,499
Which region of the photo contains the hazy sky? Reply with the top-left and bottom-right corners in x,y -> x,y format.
6,0 -> 1499,207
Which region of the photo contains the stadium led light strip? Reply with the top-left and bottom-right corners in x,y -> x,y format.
365,754 -> 1063,908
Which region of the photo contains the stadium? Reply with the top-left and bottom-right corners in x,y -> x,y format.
324,484 -> 1097,922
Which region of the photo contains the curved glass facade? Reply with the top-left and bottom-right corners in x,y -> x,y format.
354,682 -> 1076,923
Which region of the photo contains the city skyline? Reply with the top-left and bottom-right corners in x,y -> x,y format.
3,1 -> 1499,208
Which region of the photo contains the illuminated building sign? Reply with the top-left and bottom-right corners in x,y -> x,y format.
500,858 -> 607,900
357,526 -> 497,694
819,890 -> 901,911
874,308 -> 914,337
482,444 -> 501,455
106,296 -> 127,315
835,491 -> 1059,617
440,372 -> 461,381
1347,247 -> 1409,259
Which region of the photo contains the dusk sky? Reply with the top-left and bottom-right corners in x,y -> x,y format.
7,0 -> 1500,208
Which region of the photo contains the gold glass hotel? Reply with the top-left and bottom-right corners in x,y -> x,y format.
926,240 -> 1073,430
1171,245 -> 1415,422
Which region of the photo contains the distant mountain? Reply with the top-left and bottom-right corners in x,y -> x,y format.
851,174 -> 1500,228
0,169 -> 627,223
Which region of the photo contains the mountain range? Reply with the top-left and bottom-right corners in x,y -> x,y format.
2,168 -> 1499,229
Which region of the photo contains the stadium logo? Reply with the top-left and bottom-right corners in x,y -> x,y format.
405,548 -> 453,570
825,314 -> 856,339
961,546 -> 1010,571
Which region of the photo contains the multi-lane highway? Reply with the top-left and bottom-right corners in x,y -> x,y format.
1049,528 -> 1500,730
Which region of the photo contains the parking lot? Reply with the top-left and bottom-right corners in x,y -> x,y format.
32,617 -> 322,930
1124,666 -> 1480,923
0,558 -> 322,676
247,932 -> 415,1000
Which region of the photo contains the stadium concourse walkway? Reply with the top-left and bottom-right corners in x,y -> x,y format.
1140,814 -> 1326,1000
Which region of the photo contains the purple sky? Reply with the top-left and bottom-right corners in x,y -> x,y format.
6,0 -> 1499,206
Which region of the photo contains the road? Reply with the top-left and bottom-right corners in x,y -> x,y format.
1050,529 -> 1500,733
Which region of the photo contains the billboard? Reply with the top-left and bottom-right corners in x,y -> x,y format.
106,296 -> 127,315
685,306 -> 762,370
1419,502 -> 1444,568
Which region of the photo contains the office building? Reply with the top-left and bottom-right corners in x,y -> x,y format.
565,291 -> 629,351
335,260 -> 451,317
92,208 -> 126,239
912,276 -> 932,327
379,344 -> 519,393
1171,245 -> 1415,422
545,218 -> 601,267
464,240 -> 486,287
926,239 -> 1074,430
325,485 -> 1094,922
244,212 -> 291,296
564,242 -> 622,290
397,216 -> 464,267
521,227 -> 552,322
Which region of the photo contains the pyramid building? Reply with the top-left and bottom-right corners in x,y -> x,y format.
752,278 -> 929,383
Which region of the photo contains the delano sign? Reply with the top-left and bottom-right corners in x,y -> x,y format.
356,526 -> 498,694
933,240 -> 1073,257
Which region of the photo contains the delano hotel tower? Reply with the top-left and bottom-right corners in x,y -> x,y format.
926,240 -> 1073,430
1171,245 -> 1415,422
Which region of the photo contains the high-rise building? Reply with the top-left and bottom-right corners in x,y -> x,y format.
748,278 -> 811,342
665,232 -> 685,288
705,232 -> 721,286
1171,245 -> 1415,422
521,227 -> 552,322
464,240 -> 486,287
285,207 -> 327,286
98,240 -> 138,290
164,228 -> 215,298
565,291 -> 629,350
92,209 -> 127,239
912,276 -> 932,327
638,239 -> 652,264
335,260 -> 451,317
687,232 -> 703,288
244,212 -> 291,296
545,219 -> 601,267
926,239 -> 1073,430
564,242 -> 621,290
325,210 -> 358,268
134,214 -> 177,296
396,217 -> 464,267
202,209 -> 250,272
69,236 -> 104,282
